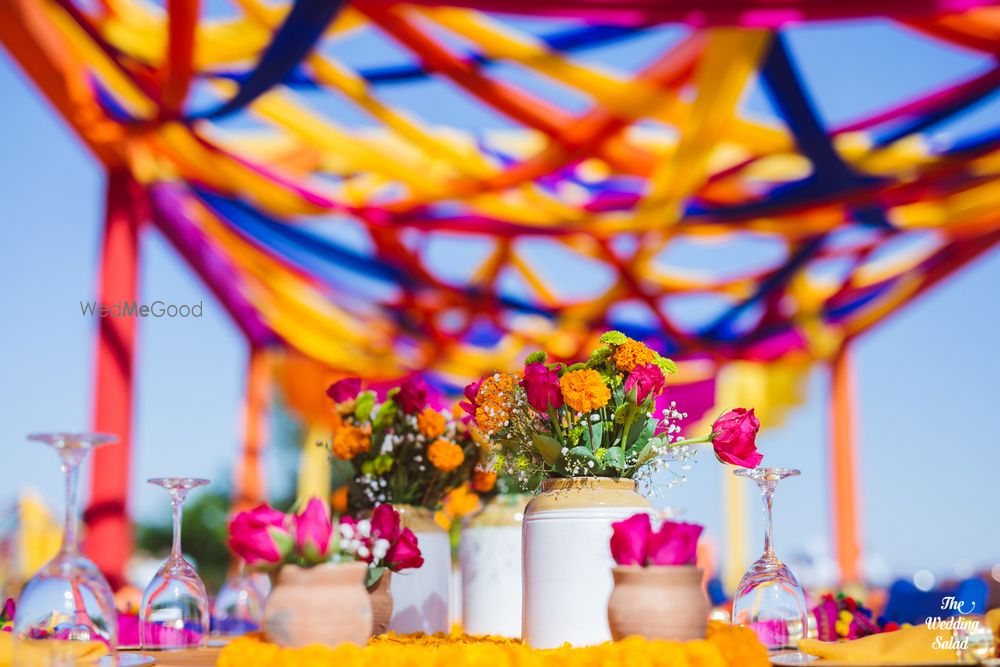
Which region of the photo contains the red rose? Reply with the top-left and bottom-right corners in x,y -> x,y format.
385,527 -> 423,571
623,363 -> 664,403
609,513 -> 652,566
326,377 -> 361,403
711,408 -> 763,468
646,520 -> 702,565
396,379 -> 428,414
370,503 -> 401,543
228,504 -> 292,566
521,362 -> 563,412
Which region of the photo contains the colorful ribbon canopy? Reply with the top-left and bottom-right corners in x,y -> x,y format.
3,0 -> 1000,392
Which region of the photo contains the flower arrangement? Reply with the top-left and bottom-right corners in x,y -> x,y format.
227,499 -> 422,586
610,514 -> 703,567
0,599 -> 13,632
323,378 -> 477,511
465,331 -> 763,487
811,593 -> 899,641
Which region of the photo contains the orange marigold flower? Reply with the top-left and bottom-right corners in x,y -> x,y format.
428,438 -> 465,473
473,373 -> 520,434
417,407 -> 447,439
471,470 -> 497,493
613,338 -> 657,372
330,485 -> 349,514
560,369 -> 611,413
331,424 -> 371,460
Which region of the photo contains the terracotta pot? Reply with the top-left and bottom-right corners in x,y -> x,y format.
521,477 -> 653,648
367,570 -> 393,636
388,505 -> 450,634
460,493 -> 531,637
264,562 -> 372,647
608,565 -> 709,641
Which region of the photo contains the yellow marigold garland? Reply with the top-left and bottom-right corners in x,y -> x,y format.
559,369 -> 611,413
427,438 -> 465,472
218,623 -> 767,667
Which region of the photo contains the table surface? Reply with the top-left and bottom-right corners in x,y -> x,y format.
123,647 -> 221,666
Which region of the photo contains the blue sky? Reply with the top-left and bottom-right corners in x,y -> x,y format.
1,17 -> 999,584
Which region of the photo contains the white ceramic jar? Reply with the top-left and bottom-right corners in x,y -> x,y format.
460,493 -> 531,637
521,477 -> 652,648
388,505 -> 451,634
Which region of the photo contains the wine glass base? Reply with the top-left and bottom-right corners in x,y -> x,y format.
102,654 -> 156,666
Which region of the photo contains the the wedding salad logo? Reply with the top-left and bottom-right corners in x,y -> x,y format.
80,300 -> 203,318
928,596 -> 978,651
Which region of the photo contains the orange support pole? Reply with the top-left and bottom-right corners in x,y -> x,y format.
234,347 -> 270,511
84,171 -> 142,589
829,345 -> 862,584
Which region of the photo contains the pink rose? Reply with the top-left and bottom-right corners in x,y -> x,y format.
396,378 -> 428,414
711,408 -> 763,468
370,503 -> 401,543
521,362 -> 563,412
228,504 -> 292,566
624,363 -> 665,403
294,498 -> 333,561
385,527 -> 423,571
647,521 -> 702,565
459,379 -> 482,416
326,377 -> 361,403
610,513 -> 652,566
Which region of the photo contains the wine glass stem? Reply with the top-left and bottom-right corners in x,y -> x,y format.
761,483 -> 775,558
171,493 -> 184,560
62,460 -> 80,554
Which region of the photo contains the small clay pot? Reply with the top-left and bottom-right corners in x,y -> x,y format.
367,570 -> 393,636
264,562 -> 372,647
607,565 -> 709,641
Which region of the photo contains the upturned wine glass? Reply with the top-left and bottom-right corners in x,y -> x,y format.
210,562 -> 265,642
139,478 -> 210,650
14,433 -> 119,646
732,467 -> 808,651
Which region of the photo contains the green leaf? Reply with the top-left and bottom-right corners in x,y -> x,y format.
599,331 -> 629,345
582,421 -> 604,450
626,418 -> 649,448
634,441 -> 658,468
603,446 -> 625,470
354,391 -> 376,421
532,433 -> 564,466
365,565 -> 385,589
525,351 -> 546,364
566,362 -> 587,372
568,446 -> 598,463
613,404 -> 631,424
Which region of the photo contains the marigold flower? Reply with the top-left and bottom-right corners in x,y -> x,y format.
473,373 -> 520,434
331,424 -> 371,460
330,486 -> 349,514
613,339 -> 657,372
471,470 -> 497,493
416,407 -> 447,439
559,369 -> 611,413
427,438 -> 465,473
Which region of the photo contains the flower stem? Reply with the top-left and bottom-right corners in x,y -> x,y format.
666,433 -> 714,448
547,407 -> 563,443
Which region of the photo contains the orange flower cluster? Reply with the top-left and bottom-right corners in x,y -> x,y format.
331,424 -> 371,460
417,407 -> 447,439
218,622 -> 768,667
471,470 -> 497,493
474,373 -> 520,435
613,339 -> 657,372
330,486 -> 349,514
559,369 -> 611,413
428,438 -> 465,472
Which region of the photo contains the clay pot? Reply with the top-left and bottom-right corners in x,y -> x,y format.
264,562 -> 372,647
607,565 -> 709,641
367,570 -> 393,636
522,477 -> 653,648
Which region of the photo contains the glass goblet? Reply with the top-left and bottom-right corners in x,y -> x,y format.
210,562 -> 265,642
14,433 -> 119,646
732,467 -> 808,651
139,478 -> 210,650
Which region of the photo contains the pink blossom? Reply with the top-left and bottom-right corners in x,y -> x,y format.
326,377 -> 361,403
646,521 -> 702,565
624,363 -> 665,403
521,362 -> 563,412
712,408 -> 763,468
610,513 -> 652,566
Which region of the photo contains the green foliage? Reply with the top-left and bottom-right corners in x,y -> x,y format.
372,399 -> 397,431
354,391 -> 376,421
603,446 -> 625,470
566,362 -> 587,372
531,433 -> 564,466
654,355 -> 679,375
599,331 -> 629,345
587,345 -> 612,368
525,351 -> 546,364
